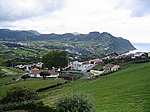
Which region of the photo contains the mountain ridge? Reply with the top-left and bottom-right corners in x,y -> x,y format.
0,29 -> 136,55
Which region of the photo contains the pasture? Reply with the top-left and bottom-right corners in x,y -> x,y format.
0,62 -> 150,111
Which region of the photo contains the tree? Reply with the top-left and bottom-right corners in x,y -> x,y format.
40,71 -> 50,79
1,86 -> 38,104
21,74 -> 30,80
42,50 -> 69,69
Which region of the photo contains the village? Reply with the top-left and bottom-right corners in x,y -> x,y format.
11,51 -> 150,81
1,1 -> 150,111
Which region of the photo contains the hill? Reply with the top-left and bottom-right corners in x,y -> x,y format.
27,30 -> 41,35
42,62 -> 150,111
0,62 -> 150,111
0,29 -> 135,55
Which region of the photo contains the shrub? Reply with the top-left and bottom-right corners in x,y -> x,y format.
0,70 -> 5,77
134,58 -> 150,63
1,101 -> 31,111
1,86 -> 38,104
21,74 -> 30,80
55,91 -> 95,112
12,78 -> 16,80
95,75 -> 99,78
36,81 -> 69,92
40,71 -> 50,79
30,101 -> 57,112
0,100 -> 57,112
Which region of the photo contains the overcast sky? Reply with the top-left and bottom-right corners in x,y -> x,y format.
0,0 -> 150,43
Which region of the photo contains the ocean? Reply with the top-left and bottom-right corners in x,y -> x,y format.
131,43 -> 150,53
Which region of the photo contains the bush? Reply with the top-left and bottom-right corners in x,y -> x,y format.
21,74 -> 30,80
134,58 -> 150,63
95,75 -> 99,78
1,101 -> 32,111
36,81 -> 69,92
1,86 -> 38,104
39,71 -> 50,79
0,70 -> 5,77
30,101 -> 57,112
0,100 -> 57,112
55,91 -> 95,112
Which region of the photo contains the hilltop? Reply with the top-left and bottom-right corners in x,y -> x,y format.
0,29 -> 135,56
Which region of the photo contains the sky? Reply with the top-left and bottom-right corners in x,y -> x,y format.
0,0 -> 150,43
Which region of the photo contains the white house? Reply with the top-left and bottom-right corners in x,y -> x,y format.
148,52 -> 150,58
29,68 -> 59,78
133,52 -> 148,58
70,61 -> 94,71
104,63 -> 120,73
36,62 -> 43,68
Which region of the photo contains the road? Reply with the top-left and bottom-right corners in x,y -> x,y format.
2,69 -> 14,75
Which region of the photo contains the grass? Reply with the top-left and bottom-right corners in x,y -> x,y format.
0,66 -> 24,74
0,76 -> 66,99
92,63 -> 104,69
0,75 -> 20,87
40,62 -> 150,111
0,46 -> 48,63
0,62 -> 150,111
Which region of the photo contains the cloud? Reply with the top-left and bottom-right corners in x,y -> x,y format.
116,0 -> 150,17
0,0 -> 150,43
0,0 -> 66,21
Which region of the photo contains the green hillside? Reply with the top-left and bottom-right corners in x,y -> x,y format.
41,62 -> 150,111
0,62 -> 150,111
0,29 -> 136,55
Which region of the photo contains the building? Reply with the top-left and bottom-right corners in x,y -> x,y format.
104,63 -> 120,73
71,61 -> 94,71
90,70 -> 104,76
29,68 -> 59,78
148,52 -> 150,58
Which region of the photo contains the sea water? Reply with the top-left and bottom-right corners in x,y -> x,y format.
131,43 -> 150,53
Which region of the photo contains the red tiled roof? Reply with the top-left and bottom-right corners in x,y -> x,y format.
128,53 -> 134,57
31,70 -> 42,75
105,64 -> 115,68
32,68 -> 39,70
93,58 -> 102,62
47,70 -> 59,75
30,70 -> 58,75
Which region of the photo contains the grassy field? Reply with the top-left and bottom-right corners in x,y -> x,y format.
0,44 -> 49,63
40,62 -> 150,111
0,76 -> 66,99
0,62 -> 150,111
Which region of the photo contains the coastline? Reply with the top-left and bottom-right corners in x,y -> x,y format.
130,43 -> 150,53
